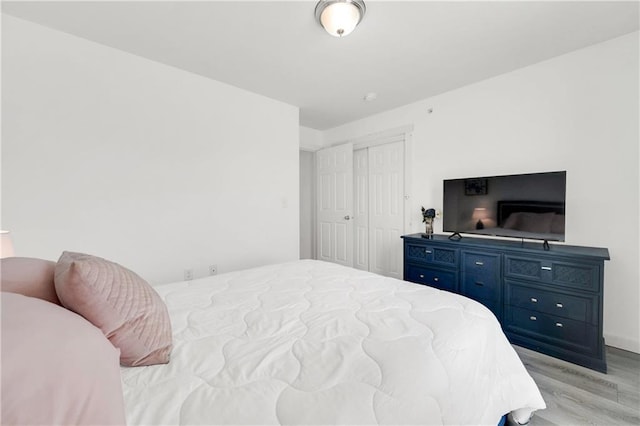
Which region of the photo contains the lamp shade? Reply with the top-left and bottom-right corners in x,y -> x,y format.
472,208 -> 488,221
316,0 -> 365,37
472,208 -> 488,230
1,231 -> 15,258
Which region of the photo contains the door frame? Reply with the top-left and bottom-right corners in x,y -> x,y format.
311,125 -> 414,274
349,125 -> 414,247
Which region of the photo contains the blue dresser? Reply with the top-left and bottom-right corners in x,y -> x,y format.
402,234 -> 610,373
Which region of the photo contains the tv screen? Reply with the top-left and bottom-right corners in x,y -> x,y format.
443,171 -> 566,242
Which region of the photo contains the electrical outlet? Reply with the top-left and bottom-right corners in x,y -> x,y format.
209,265 -> 218,276
184,269 -> 194,281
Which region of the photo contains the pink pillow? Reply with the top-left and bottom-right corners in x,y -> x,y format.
54,251 -> 172,367
502,212 -> 522,230
517,212 -> 555,233
1,257 -> 61,305
1,292 -> 126,425
503,212 -> 555,233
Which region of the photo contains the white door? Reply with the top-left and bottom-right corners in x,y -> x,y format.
316,143 -> 354,267
353,149 -> 369,271
368,141 -> 404,278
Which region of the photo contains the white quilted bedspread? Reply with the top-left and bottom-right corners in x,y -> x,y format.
121,260 -> 545,425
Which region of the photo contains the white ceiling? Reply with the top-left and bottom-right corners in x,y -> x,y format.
3,1 -> 638,130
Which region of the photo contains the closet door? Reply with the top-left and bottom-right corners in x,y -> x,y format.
368,141 -> 404,279
316,143 -> 354,267
353,149 -> 369,271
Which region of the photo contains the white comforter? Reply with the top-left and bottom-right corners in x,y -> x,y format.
121,260 -> 545,425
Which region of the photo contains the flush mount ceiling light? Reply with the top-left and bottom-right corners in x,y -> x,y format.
315,0 -> 366,37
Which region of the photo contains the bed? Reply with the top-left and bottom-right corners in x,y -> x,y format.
120,259 -> 545,425
1,255 -> 545,425
471,200 -> 565,242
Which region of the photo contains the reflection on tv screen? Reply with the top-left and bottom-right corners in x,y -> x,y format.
443,171 -> 566,242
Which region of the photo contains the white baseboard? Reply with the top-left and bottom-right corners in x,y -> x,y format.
605,334 -> 640,354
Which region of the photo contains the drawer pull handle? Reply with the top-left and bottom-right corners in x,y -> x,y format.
556,303 -> 563,308
425,250 -> 432,254
433,277 -> 439,282
541,266 -> 552,271
419,274 -> 425,278
475,281 -> 484,287
530,298 -> 538,303
530,316 -> 537,321
475,261 -> 484,266
556,322 -> 563,328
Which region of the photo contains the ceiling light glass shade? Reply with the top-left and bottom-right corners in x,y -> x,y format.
315,0 -> 366,37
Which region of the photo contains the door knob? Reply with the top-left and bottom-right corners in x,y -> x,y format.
344,215 -> 351,220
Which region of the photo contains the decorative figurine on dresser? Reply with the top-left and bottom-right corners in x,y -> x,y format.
422,207 -> 441,238
421,207 -> 437,238
402,233 -> 610,373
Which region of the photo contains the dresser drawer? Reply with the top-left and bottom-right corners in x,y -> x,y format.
463,252 -> 500,275
506,280 -> 596,324
462,273 -> 500,301
462,252 -> 501,301
506,306 -> 597,354
405,243 -> 459,267
504,255 -> 600,292
406,264 -> 457,292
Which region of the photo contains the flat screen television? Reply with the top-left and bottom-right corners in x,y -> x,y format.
443,171 -> 566,242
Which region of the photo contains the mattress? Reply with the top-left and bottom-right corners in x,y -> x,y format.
121,260 -> 545,425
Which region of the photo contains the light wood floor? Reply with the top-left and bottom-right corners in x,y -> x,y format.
513,345 -> 640,426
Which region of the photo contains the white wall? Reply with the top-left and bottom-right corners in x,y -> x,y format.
299,126 -> 324,151
323,33 -> 640,353
298,126 -> 322,259
1,15 -> 300,284
299,151 -> 314,259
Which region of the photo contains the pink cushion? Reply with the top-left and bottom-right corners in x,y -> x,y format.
54,251 -> 172,367
1,292 -> 126,425
503,212 -> 555,233
1,257 -> 61,305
